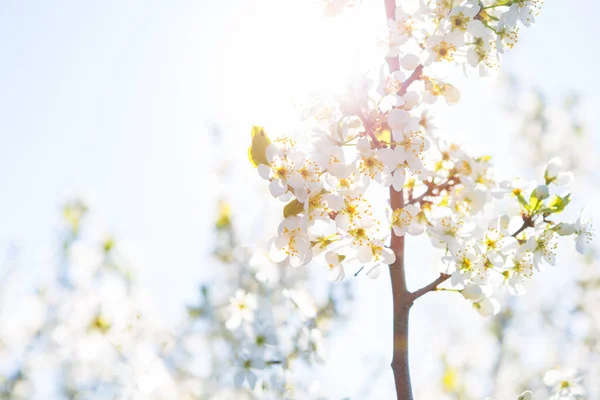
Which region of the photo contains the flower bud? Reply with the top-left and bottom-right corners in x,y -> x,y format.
402,91 -> 422,110
461,284 -> 485,301
545,157 -> 563,181
442,85 -> 461,105
387,109 -> 410,129
325,251 -> 340,267
401,53 -> 419,71
555,222 -> 575,235
544,157 -> 574,186
517,390 -> 533,400
533,184 -> 549,200
473,297 -> 500,317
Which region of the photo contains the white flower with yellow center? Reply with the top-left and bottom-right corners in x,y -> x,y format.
502,1 -> 541,28
574,210 -> 593,254
493,177 -> 530,199
495,19 -> 519,54
335,197 -> 373,232
357,138 -> 391,185
444,1 -> 487,45
385,116 -> 429,174
467,36 -> 495,75
362,242 -> 397,280
345,218 -> 388,265
226,290 -> 258,330
425,35 -> 458,64
369,239 -> 396,265
391,204 -> 424,236
526,229 -> 558,269
554,210 -> 594,254
480,223 -> 517,267
324,251 -> 345,283
233,349 -> 266,389
377,146 -> 407,191
378,69 -> 411,112
449,247 -> 484,286
386,5 -> 414,50
543,368 -> 585,400
258,141 -> 306,199
544,157 -> 574,187
325,169 -> 368,198
429,211 -> 475,254
454,185 -> 489,215
503,248 -> 534,295
269,216 -> 313,267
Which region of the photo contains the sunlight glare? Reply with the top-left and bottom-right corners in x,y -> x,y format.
229,0 -> 384,134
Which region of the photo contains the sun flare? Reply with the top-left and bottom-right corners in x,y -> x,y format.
229,1 -> 385,132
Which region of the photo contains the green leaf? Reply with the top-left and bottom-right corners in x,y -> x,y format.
283,199 -> 304,218
528,191 -> 538,211
540,193 -> 571,214
248,125 -> 271,168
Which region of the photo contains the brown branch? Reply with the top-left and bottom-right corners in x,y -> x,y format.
385,2 -> 412,398
398,65 -> 423,96
406,176 -> 460,206
511,215 -> 534,238
383,1 -> 427,399
366,129 -> 384,148
410,273 -> 451,302
388,183 -> 412,400
384,0 -> 400,73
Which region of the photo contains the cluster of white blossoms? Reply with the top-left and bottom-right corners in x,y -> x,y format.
386,0 -> 542,76
543,369 -> 586,400
249,0 -> 592,318
428,87 -> 597,399
198,200 -> 352,397
447,155 -> 593,315
507,368 -> 585,400
0,197 -> 350,399
0,199 -> 182,399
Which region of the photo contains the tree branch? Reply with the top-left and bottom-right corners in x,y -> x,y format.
398,65 -> 423,96
406,176 -> 460,206
384,0 -> 400,73
384,2 -> 414,398
410,273 -> 451,302
511,215 -> 534,237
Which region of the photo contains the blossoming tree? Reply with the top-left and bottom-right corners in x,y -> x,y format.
248,1 -> 592,399
421,82 -> 597,400
486,82 -> 597,400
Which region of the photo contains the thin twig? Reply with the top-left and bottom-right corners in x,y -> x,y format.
398,65 -> 424,96
406,176 -> 460,206
511,215 -> 534,237
410,273 -> 452,302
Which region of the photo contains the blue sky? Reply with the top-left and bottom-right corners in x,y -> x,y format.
0,0 -> 598,327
